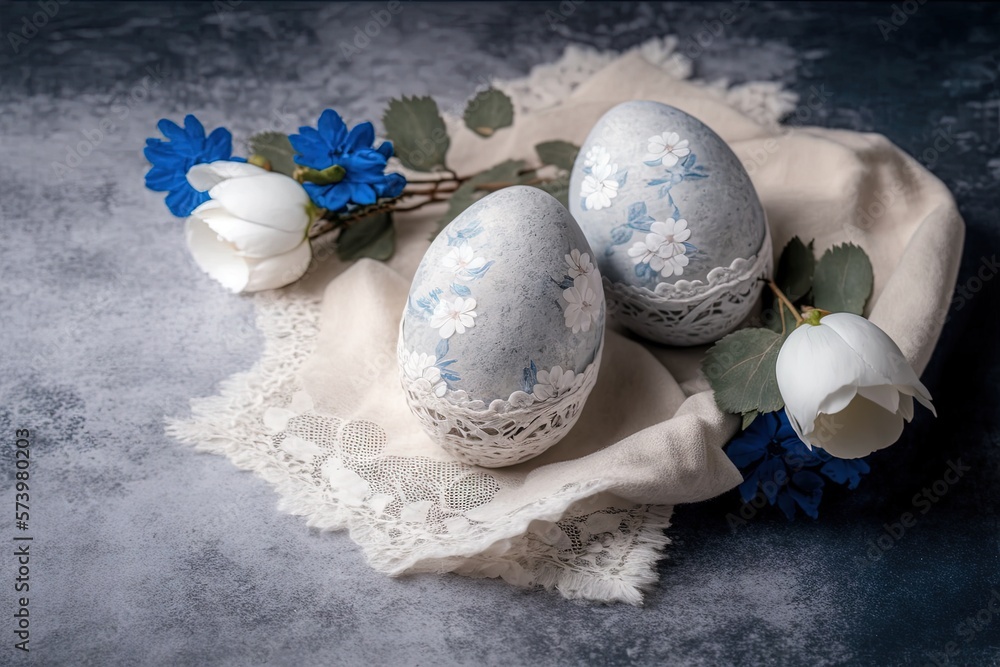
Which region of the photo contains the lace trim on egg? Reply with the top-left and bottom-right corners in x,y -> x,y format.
607,225 -> 773,346
397,337 -> 604,468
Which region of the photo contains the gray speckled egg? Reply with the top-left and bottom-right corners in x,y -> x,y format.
398,186 -> 605,467
569,100 -> 771,346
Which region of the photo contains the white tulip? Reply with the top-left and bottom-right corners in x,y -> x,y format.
775,312 -> 935,459
184,161 -> 313,293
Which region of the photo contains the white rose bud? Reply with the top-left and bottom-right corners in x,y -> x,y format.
184,161 -> 313,293
776,312 -> 936,459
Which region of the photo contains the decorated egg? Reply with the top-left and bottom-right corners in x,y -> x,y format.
569,100 -> 771,346
398,186 -> 605,468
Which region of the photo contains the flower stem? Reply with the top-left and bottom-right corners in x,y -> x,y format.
403,169 -> 468,186
474,177 -> 543,192
306,169 -> 558,243
767,280 -> 804,325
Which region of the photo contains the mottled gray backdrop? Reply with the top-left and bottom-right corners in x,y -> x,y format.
1,2 -> 998,666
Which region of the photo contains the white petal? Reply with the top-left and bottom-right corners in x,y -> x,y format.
898,384 -> 937,416
186,160 -> 270,191
192,202 -> 305,258
209,173 -> 311,233
897,392 -> 915,421
776,322 -> 862,438
820,313 -> 919,386
808,394 -> 905,459
242,240 -> 312,292
185,216 -> 250,293
823,313 -> 936,415
627,243 -> 647,258
857,384 -> 901,415
438,319 -> 456,338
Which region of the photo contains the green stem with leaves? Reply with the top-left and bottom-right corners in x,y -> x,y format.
767,279 -> 804,326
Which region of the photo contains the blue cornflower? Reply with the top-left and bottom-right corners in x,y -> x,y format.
289,109 -> 406,212
144,114 -> 243,217
726,410 -> 870,520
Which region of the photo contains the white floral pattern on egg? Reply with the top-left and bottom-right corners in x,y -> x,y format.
399,186 -> 605,467
570,100 -> 771,346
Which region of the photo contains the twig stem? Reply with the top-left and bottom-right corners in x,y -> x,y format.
767,280 -> 804,324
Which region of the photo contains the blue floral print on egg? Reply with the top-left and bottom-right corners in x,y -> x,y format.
569,100 -> 772,347
398,186 -> 605,468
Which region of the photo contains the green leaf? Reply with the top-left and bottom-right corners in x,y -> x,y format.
383,96 -> 450,172
775,236 -> 815,303
248,132 -> 298,177
703,328 -> 787,415
534,174 -> 570,208
763,291 -> 800,335
431,159 -> 527,238
463,88 -> 514,137
812,243 -> 874,315
336,211 -> 395,261
535,140 -> 580,171
741,410 -> 759,431
298,164 -> 346,185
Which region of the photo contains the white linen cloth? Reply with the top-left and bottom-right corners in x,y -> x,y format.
169,39 -> 964,604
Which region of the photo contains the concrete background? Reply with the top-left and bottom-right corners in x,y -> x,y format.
1,2 -> 998,665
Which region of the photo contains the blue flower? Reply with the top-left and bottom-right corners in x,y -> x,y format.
289,109 -> 406,212
817,451 -> 871,490
144,115 -> 242,217
726,410 -> 870,520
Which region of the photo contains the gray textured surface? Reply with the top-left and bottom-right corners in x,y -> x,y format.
2,2 -> 999,666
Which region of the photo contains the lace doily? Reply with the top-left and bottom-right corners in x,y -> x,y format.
398,338 -> 604,468
606,225 -> 773,346
168,37 -> 795,604
169,290 -> 671,603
